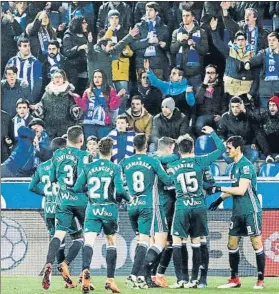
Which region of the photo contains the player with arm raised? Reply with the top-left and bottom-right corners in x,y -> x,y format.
209,135 -> 265,290
120,133 -> 173,288
41,126 -> 90,290
168,126 -> 225,289
73,137 -> 131,294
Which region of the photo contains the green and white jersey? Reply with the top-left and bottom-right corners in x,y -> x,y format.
29,159 -> 58,218
73,158 -> 130,204
153,154 -> 179,206
120,154 -> 172,208
50,147 -> 90,206
230,156 -> 261,216
168,132 -> 225,208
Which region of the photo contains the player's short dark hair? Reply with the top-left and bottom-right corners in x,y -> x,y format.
133,133 -> 147,151
51,137 -> 66,152
17,37 -> 29,47
181,7 -> 195,17
268,31 -> 279,41
172,67 -> 185,77
87,135 -> 98,143
226,136 -> 245,153
48,39 -> 60,48
235,30 -> 247,40
116,114 -> 129,124
67,125 -> 84,144
177,134 -> 194,154
98,137 -> 113,156
230,96 -> 243,104
145,2 -> 159,12
16,98 -> 30,108
158,137 -> 176,151
5,65 -> 18,75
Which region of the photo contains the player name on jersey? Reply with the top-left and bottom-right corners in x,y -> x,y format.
125,160 -> 152,170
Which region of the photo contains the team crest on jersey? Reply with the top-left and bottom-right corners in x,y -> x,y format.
243,166 -> 250,174
83,156 -> 89,164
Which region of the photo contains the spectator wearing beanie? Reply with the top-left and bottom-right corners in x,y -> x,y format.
131,2 -> 170,80
150,97 -> 190,151
28,118 -> 52,164
243,95 -> 279,163
97,2 -> 132,35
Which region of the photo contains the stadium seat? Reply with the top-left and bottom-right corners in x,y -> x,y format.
195,135 -> 217,155
209,163 -> 220,176
262,19 -> 273,32
258,163 -> 279,177
224,163 -> 234,176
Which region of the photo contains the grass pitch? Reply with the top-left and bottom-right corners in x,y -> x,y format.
1,276 -> 279,294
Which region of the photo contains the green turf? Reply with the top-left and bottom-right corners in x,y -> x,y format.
1,276 -> 279,294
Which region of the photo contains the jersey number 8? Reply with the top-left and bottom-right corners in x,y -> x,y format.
132,171 -> 145,193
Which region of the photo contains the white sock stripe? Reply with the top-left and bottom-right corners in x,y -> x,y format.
200,239 -> 207,244
228,247 -> 239,253
74,238 -> 84,243
138,241 -> 149,247
191,243 -> 201,248
107,246 -> 117,250
173,244 -> 182,248
254,248 -> 264,254
84,244 -> 93,249
152,243 -> 163,253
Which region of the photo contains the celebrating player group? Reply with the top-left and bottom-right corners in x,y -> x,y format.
29,124 -> 265,293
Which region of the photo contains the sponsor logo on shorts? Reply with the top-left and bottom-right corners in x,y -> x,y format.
60,192 -> 78,201
93,208 -> 112,217
183,199 -> 202,206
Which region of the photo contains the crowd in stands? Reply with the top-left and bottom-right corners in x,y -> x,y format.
2,1 -> 279,177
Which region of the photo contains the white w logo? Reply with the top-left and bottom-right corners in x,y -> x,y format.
45,205 -> 56,214
93,208 -> 105,216
61,192 -> 70,200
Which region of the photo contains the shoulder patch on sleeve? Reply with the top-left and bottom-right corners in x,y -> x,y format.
83,156 -> 89,164
242,165 -> 250,175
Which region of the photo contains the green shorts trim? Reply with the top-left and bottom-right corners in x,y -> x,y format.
229,212 -> 262,237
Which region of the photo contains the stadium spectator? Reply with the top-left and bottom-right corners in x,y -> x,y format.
28,118 -> 52,164
244,32 -> 279,109
144,58 -> 195,126
195,64 -> 224,135
150,97 -> 190,151
1,65 -> 30,117
130,70 -> 162,116
108,114 -> 135,163
97,1 -> 132,35
243,95 -> 279,163
32,69 -> 78,140
210,21 -> 256,107
6,37 -> 42,103
41,40 -> 71,90
217,96 -> 259,163
125,95 -> 153,142
13,1 -> 29,31
133,2 -> 173,30
269,2 -> 279,31
221,4 -> 268,55
105,10 -> 134,96
10,98 -> 34,144
1,126 -> 36,177
25,10 -> 57,62
44,1 -> 67,31
87,26 -> 139,87
67,1 -> 95,33
74,69 -> 122,139
1,110 -> 12,163
131,2 -> 170,80
86,135 -> 99,159
173,2 -> 204,26
171,7 -> 209,92
1,9 -> 23,76
62,16 -> 88,95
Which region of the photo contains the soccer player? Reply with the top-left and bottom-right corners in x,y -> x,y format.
209,135 -> 265,289
29,137 -> 85,289
73,137 -> 132,294
120,133 -> 173,288
41,126 -> 90,290
168,126 -> 225,288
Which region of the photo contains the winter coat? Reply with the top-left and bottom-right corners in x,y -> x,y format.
11,113 -> 34,143
125,107 -> 153,142
105,28 -> 133,82
131,17 -> 169,69
151,108 -> 190,144
87,34 -> 133,85
1,110 -> 11,162
37,82 -> 76,139
196,80 -> 224,116
217,109 -> 256,144
170,23 -> 208,77
2,126 -> 35,176
97,2 -> 132,35
62,29 -> 87,74
1,78 -> 30,117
